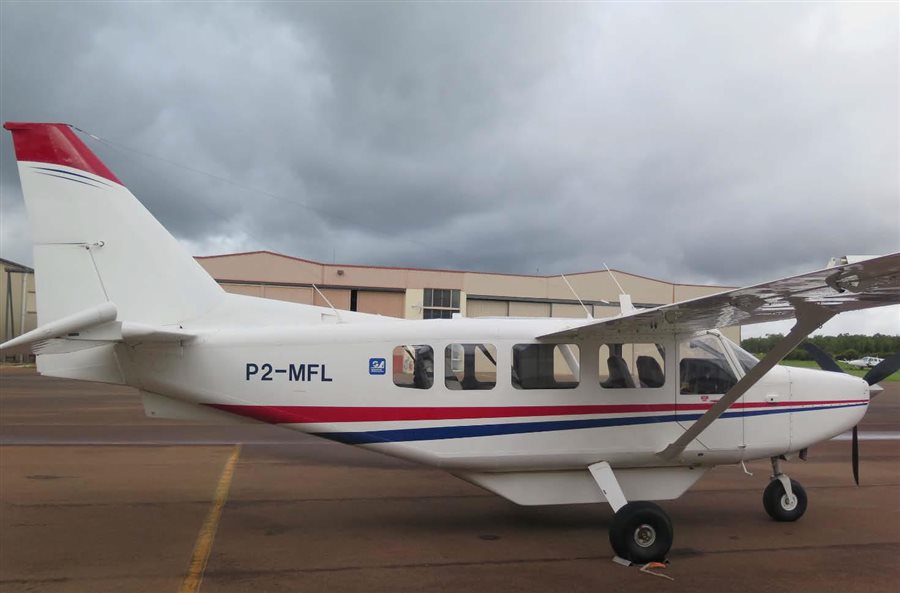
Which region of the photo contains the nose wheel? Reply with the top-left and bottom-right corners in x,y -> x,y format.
764,457 -> 808,522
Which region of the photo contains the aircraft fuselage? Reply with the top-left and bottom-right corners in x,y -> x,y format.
114,304 -> 867,479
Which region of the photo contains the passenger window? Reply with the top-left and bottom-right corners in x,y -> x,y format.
445,343 -> 497,390
392,345 -> 434,389
598,343 -> 666,389
678,334 -> 737,394
512,344 -> 580,389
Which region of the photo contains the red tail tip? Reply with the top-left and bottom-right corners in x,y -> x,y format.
3,122 -> 121,184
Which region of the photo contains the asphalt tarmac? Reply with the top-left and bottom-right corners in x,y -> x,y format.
1,366 -> 898,593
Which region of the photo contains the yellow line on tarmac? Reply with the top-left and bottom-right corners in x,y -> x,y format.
179,444 -> 242,593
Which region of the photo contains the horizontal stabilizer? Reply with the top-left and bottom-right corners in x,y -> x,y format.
0,302 -> 118,353
0,302 -> 197,355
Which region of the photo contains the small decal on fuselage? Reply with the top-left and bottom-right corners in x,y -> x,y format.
245,363 -> 333,382
369,358 -> 386,375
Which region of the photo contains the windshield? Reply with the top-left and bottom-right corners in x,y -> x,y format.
723,336 -> 759,373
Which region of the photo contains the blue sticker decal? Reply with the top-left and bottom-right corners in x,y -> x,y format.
369,358 -> 386,375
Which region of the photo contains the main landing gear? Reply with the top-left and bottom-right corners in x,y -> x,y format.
763,456 -> 808,522
609,501 -> 674,563
589,462 -> 674,563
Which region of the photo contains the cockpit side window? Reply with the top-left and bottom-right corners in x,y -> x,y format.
678,334 -> 737,394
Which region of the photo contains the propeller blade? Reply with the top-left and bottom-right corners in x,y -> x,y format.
851,425 -> 860,486
801,343 -> 844,373
863,352 -> 900,386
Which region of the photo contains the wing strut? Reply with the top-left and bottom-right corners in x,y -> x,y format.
657,302 -> 835,461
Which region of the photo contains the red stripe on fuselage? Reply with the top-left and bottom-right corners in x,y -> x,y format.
3,122 -> 121,184
206,400 -> 868,424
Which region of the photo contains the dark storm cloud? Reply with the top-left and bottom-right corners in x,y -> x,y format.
0,1 -> 897,288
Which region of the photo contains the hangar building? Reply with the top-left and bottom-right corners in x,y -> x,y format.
196,251 -> 740,341
1,250 -> 741,362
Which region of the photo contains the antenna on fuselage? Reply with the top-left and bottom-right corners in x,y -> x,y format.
560,274 -> 593,319
312,284 -> 344,323
603,263 -> 635,315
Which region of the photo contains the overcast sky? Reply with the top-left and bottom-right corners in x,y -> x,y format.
0,1 -> 897,336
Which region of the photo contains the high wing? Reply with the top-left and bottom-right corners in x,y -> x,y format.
536,252 -> 900,462
540,252 -> 900,340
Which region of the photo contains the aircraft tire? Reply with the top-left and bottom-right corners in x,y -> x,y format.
763,479 -> 807,522
609,501 -> 673,563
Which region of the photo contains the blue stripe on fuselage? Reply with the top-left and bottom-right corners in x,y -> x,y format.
311,403 -> 866,445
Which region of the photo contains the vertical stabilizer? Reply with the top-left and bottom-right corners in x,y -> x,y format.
4,122 -> 224,326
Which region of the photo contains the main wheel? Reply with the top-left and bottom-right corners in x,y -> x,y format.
763,478 -> 807,522
609,501 -> 673,563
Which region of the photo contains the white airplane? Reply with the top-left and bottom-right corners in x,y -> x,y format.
842,356 -> 884,369
3,122 -> 900,564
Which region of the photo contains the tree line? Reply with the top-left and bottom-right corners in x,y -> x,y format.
741,333 -> 899,361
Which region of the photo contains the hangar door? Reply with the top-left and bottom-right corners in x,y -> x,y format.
467,300 -> 509,318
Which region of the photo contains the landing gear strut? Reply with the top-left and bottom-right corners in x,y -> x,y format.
763,456 -> 807,522
589,461 -> 673,563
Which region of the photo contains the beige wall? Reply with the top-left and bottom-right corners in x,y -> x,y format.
199,252 -> 733,306
551,303 -> 590,318
509,302 -> 551,317
593,304 -> 621,319
200,252 -> 470,293
219,279 -> 405,318
404,288 -> 424,320
468,300 -> 508,318
198,251 -> 739,335
546,272 -> 673,305
464,272 -> 548,300
323,265 -> 407,290
200,252 -> 322,285
220,283 -> 264,298
674,284 -> 727,302
358,291 -> 404,318
313,288 -> 350,310
262,285 -> 314,304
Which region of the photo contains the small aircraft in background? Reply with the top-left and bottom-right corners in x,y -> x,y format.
841,356 -> 884,369
2,122 -> 900,565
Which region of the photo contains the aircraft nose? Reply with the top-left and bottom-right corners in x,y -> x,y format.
855,375 -> 874,403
